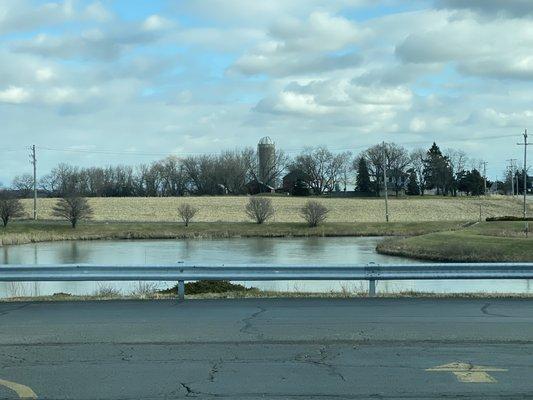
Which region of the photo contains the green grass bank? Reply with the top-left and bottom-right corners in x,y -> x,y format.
0,220 -> 466,246
377,221 -> 533,262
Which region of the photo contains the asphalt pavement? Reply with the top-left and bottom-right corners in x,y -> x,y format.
1,298 -> 532,399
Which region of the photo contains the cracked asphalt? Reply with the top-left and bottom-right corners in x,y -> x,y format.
1,298 -> 533,399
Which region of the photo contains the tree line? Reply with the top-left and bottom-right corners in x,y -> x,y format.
8,141 -> 497,198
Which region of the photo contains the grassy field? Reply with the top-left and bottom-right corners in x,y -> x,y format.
0,220 -> 466,246
377,221 -> 533,262
20,195 -> 527,223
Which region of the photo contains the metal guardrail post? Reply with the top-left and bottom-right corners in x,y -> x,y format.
178,280 -> 185,301
368,279 -> 376,297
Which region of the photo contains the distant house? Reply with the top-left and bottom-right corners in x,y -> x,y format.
282,170 -> 310,193
246,180 -> 275,195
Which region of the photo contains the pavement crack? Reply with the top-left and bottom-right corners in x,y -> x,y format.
208,359 -> 222,382
239,306 -> 266,339
481,303 -> 509,318
180,382 -> 201,397
295,345 -> 346,382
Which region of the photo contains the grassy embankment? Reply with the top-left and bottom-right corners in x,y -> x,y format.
0,220 -> 466,246
377,221 -> 533,262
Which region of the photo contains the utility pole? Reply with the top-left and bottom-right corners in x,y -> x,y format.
482,161 -> 488,194
507,159 -> 517,196
29,145 -> 37,220
382,141 -> 389,223
517,129 -> 530,236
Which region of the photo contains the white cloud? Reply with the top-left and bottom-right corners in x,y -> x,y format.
231,12 -> 364,77
409,117 -> 426,132
395,15 -> 533,80
438,0 -> 533,18
84,2 -> 113,22
35,67 -> 55,82
142,15 -> 173,31
0,0 -> 531,184
0,86 -> 31,104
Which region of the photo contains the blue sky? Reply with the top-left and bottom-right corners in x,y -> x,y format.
0,0 -> 532,184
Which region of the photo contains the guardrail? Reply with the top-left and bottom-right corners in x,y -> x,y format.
1,263 -> 533,299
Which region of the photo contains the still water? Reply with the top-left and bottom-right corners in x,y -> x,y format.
0,237 -> 531,297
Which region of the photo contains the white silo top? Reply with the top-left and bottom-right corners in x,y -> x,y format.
258,136 -> 274,145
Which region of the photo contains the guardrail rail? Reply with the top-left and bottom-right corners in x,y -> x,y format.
1,263 -> 533,299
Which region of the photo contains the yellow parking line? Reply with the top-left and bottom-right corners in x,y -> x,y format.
0,379 -> 37,399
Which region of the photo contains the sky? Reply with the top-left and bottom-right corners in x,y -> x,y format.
0,0 -> 532,184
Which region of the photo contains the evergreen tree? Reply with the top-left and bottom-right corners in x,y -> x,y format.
458,169 -> 485,196
423,142 -> 453,195
468,169 -> 485,196
291,178 -> 309,196
356,157 -> 372,194
406,169 -> 420,195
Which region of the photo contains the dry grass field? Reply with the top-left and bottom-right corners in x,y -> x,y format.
21,196 -> 528,223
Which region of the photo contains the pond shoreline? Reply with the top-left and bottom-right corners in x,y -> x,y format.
376,222 -> 533,262
0,220 -> 466,247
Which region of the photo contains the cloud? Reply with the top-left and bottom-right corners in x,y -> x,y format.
12,25 -> 163,61
142,15 -> 174,31
84,1 -> 113,22
255,78 -> 412,132
231,12 -> 365,77
0,0 -> 113,34
0,86 -> 31,104
437,0 -> 533,18
0,0 -> 531,184
173,1 -> 373,26
395,16 -> 533,80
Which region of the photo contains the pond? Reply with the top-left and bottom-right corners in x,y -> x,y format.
0,237 -> 531,297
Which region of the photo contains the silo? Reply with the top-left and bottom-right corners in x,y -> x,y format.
258,136 -> 276,186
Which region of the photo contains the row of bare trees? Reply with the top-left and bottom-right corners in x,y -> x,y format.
9,142 -> 487,198
15,148 -> 288,198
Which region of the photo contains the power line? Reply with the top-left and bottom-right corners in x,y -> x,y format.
0,129 -> 518,161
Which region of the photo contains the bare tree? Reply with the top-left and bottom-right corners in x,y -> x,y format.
52,196 -> 93,228
387,143 -> 410,196
245,197 -> 275,224
300,200 -> 329,227
291,147 -> 351,194
177,203 -> 199,227
0,192 -> 25,227
445,148 -> 468,196
244,147 -> 289,188
409,149 -> 426,195
12,174 -> 34,198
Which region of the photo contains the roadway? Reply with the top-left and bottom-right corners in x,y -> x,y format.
1,298 -> 533,399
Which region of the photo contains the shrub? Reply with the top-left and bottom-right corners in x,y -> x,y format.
0,193 -> 25,227
300,200 -> 329,227
245,197 -> 275,224
159,280 -> 255,295
177,203 -> 199,227
52,195 -> 93,228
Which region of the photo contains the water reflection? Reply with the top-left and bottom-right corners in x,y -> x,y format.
0,237 -> 531,297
